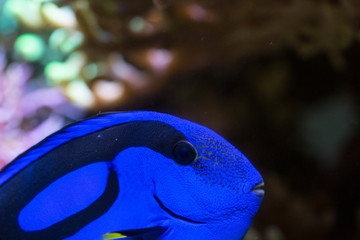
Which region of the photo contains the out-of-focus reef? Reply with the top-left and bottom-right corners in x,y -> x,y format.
0,50 -> 82,168
0,0 -> 359,239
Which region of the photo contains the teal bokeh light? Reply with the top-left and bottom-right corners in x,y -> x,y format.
129,16 -> 145,32
0,1 -> 18,35
14,33 -> 45,62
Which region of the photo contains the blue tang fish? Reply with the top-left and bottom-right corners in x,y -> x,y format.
0,111 -> 264,240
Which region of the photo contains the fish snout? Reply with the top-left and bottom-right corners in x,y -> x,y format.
251,180 -> 265,197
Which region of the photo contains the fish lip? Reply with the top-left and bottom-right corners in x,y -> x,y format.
251,180 -> 265,197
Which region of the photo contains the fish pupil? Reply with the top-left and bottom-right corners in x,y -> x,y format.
172,140 -> 198,165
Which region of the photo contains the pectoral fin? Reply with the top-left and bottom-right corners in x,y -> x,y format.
103,225 -> 168,240
103,232 -> 128,239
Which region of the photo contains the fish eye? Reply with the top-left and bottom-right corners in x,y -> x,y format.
172,140 -> 198,165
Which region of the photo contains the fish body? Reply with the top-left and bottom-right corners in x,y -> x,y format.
0,111 -> 264,240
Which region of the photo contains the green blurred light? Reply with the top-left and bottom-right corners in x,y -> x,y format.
0,11 -> 18,35
41,3 -> 77,28
66,79 -> 95,108
45,61 -> 71,83
49,29 -> 84,54
14,34 -> 45,62
45,52 -> 86,84
49,29 -> 67,49
45,60 -> 81,84
4,0 -> 25,16
129,16 -> 145,32
5,0 -> 44,29
83,63 -> 98,80
61,32 -> 84,53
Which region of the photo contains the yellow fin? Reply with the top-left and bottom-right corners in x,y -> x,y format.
103,232 -> 127,239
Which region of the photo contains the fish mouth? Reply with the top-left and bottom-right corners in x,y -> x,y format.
251,180 -> 265,197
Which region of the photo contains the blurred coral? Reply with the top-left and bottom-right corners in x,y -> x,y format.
0,50 -> 82,168
4,0 -> 359,110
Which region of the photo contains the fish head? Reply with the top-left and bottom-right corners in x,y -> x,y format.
148,117 -> 264,239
